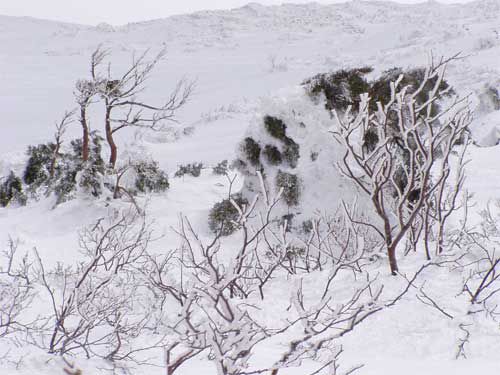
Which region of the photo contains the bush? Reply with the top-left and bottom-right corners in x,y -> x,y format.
263,145 -> 283,165
276,171 -> 300,206
0,172 -> 26,207
303,67 -> 373,111
264,116 -> 288,141
134,160 -> 169,193
208,194 -> 249,236
369,67 -> 453,114
242,137 -> 261,167
23,143 -> 55,187
283,139 -> 300,168
70,133 -> 106,200
175,163 -> 204,178
212,160 -> 229,175
301,219 -> 313,234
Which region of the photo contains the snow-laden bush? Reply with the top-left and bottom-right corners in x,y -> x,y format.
235,86 -> 366,224
133,160 -> 169,193
20,133 -> 105,204
1,131 -> 170,208
174,162 -> 204,178
0,172 -> 26,207
23,143 -> 55,189
477,84 -> 500,114
212,159 -> 229,175
208,194 -> 248,236
276,170 -> 300,206
235,65 -> 459,232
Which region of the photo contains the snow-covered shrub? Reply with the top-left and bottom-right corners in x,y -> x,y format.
20,132 -> 106,204
235,87 -> 363,221
369,67 -> 453,114
212,159 -> 229,175
0,172 -> 26,207
241,137 -> 261,167
477,85 -> 500,114
282,138 -> 300,168
264,115 -> 288,141
276,170 -> 300,206
208,194 -> 248,236
303,67 -> 372,111
235,63 -> 459,234
263,144 -> 283,165
174,162 -> 204,178
23,143 -> 55,189
133,160 -> 169,193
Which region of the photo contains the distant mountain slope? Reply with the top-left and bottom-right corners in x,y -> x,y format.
0,0 -> 499,160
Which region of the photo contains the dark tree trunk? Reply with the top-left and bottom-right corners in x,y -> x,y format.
383,219 -> 399,275
49,142 -> 61,179
105,106 -> 117,169
388,244 -> 399,276
80,106 -> 90,162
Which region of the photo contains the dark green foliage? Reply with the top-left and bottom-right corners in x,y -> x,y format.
52,160 -> 78,204
262,116 -> 300,168
285,245 -> 306,260
303,67 -> 373,111
0,172 -> 26,207
264,116 -> 288,141
263,145 -> 283,165
369,67 -> 453,113
134,160 -> 169,193
310,151 -> 319,161
281,213 -> 295,232
283,139 -> 300,169
72,133 -> 106,198
301,219 -> 313,234
208,194 -> 249,236
19,132 -> 106,205
231,158 -> 247,172
276,171 -> 300,206
212,160 -> 229,175
79,164 -> 104,197
362,127 -> 379,154
23,143 -> 55,187
242,137 -> 261,167
174,163 -> 204,178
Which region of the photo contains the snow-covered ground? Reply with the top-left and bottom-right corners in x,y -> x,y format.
1,1 -> 500,374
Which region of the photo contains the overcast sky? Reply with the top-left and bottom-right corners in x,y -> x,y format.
0,0 -> 472,25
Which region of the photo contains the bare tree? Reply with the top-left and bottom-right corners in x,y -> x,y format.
0,238 -> 35,337
459,204 -> 500,313
74,48 -> 107,162
84,46 -> 194,168
33,208 -> 165,363
332,55 -> 471,274
143,174 -> 411,375
49,110 -> 75,179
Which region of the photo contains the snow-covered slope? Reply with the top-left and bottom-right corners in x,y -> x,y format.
1,1 -> 500,374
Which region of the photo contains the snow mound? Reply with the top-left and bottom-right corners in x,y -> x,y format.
471,110 -> 500,147
237,86 -> 369,225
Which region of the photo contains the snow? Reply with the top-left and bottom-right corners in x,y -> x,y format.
1,1 -> 500,374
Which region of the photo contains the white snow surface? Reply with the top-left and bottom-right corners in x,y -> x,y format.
1,1 -> 500,374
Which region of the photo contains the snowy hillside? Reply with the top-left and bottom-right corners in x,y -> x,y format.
1,1 -> 500,374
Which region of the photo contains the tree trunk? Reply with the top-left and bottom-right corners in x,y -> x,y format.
383,218 -> 398,275
388,244 -> 399,276
105,106 -> 117,169
49,143 -> 60,179
80,106 -> 90,162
